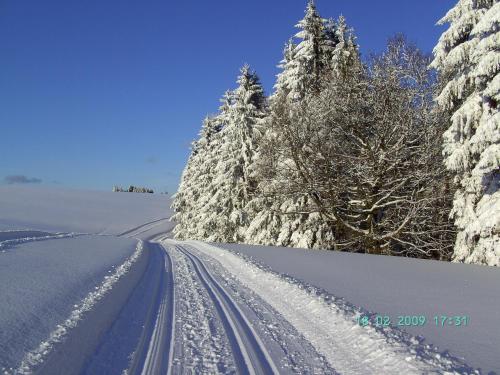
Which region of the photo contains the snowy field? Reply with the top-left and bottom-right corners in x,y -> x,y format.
0,187 -> 172,373
0,186 -> 173,235
0,186 -> 498,374
0,236 -> 138,372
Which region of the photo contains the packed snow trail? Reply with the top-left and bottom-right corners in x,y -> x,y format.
6,234 -> 476,374
176,244 -> 279,375
138,243 -> 175,375
176,240 -> 477,375
160,241 -> 334,374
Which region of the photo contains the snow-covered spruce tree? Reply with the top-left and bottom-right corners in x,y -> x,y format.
197,65 -> 267,243
431,0 -> 499,265
171,111 -> 227,240
246,6 -> 358,249
173,66 -> 267,242
331,15 -> 361,78
277,0 -> 338,101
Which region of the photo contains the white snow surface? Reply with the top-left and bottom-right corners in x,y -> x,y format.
0,236 -> 139,373
214,242 -> 500,374
1,186 -> 498,374
0,187 -> 170,373
0,186 -> 173,236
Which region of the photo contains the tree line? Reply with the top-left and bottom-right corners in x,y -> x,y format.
172,0 -> 499,265
113,185 -> 154,194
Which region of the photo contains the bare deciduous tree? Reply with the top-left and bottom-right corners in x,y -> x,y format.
255,36 -> 455,258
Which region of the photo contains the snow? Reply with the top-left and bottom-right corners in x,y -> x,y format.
0,187 -> 172,373
214,242 -> 500,374
164,240 -> 337,373
0,236 -> 139,373
0,186 -> 172,236
1,183 -> 497,373
188,241 -> 479,374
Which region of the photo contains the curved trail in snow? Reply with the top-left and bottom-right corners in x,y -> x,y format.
8,231 -> 474,374
187,240 -> 477,375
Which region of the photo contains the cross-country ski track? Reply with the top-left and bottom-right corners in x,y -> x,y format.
2,221 -> 481,374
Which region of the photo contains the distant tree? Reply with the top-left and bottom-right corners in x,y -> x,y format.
113,185 -> 153,193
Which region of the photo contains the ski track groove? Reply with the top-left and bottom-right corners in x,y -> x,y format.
140,243 -> 175,375
119,217 -> 171,238
176,244 -> 280,375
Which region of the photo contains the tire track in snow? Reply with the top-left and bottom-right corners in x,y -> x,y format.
176,245 -> 279,375
139,243 -> 175,375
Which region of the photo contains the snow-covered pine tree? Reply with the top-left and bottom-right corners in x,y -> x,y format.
280,0 -> 338,101
431,0 -> 499,266
273,39 -> 297,99
171,111 -> 227,240
331,15 -> 361,78
246,4 -> 358,249
183,66 -> 267,243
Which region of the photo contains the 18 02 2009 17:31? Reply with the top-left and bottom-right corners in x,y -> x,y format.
355,315 -> 470,327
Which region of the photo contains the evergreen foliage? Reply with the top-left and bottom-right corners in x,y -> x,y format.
171,1 -> 498,265
172,66 -> 267,242
431,0 -> 499,265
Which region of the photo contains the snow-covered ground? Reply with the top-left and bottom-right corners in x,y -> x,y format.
0,186 -> 173,236
0,236 -> 138,373
215,242 -> 500,374
0,187 -> 172,373
0,187 -> 498,374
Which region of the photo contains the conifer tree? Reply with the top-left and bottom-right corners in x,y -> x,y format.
171,114 -> 225,239
173,66 -> 267,242
246,3 -> 358,249
330,16 -> 361,78
200,65 -> 267,242
431,0 -> 499,265
278,0 -> 338,101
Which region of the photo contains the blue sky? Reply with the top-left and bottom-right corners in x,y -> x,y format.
0,0 -> 455,194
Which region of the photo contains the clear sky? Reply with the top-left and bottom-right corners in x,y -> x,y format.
0,0 -> 455,194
